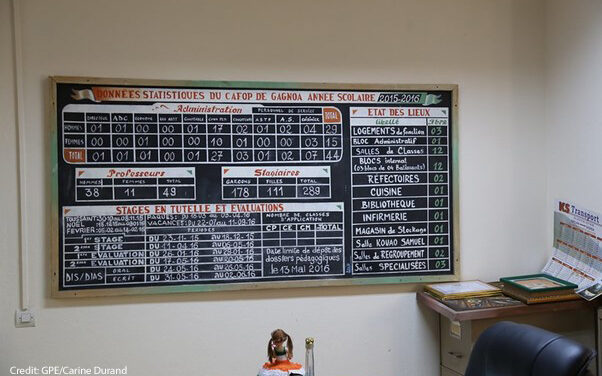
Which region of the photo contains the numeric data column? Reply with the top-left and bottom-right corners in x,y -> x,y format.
253,114 -> 276,162
86,113 -> 111,163
183,114 -> 207,162
207,115 -> 232,163
159,114 -> 183,162
277,114 -> 300,162
427,116 -> 451,271
134,114 -> 159,163
232,114 -> 253,162
111,113 -> 134,163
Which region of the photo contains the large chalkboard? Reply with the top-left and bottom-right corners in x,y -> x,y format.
51,77 -> 459,297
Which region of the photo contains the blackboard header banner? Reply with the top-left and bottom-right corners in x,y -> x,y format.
70,86 -> 445,105
51,77 -> 459,297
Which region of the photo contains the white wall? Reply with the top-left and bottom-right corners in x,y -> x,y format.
545,0 -> 602,246
1,1 -> 547,375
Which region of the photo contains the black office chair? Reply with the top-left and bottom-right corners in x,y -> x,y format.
465,321 -> 596,376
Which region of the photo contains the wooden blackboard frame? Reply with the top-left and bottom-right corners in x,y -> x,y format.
50,76 -> 460,298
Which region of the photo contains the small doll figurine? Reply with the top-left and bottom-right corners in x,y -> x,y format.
268,329 -> 293,362
258,329 -> 304,376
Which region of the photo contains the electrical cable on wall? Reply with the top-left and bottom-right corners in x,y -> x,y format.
11,0 -> 30,313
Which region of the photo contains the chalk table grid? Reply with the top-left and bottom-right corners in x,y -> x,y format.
62,207 -> 345,287
62,109 -> 343,164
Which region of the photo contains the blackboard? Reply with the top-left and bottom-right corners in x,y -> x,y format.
50,77 -> 459,297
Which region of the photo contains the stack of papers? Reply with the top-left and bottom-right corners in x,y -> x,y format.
425,280 -> 501,300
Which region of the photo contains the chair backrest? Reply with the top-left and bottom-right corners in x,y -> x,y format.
464,321 -> 596,376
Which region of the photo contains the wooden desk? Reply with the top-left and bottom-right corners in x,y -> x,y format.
417,291 -> 599,376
